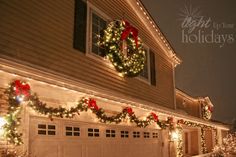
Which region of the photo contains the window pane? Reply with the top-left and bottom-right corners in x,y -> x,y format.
38,124 -> 46,129
139,50 -> 149,80
74,132 -> 80,136
91,12 -> 106,56
38,130 -> 46,135
74,127 -> 80,131
48,131 -> 56,135
66,127 -> 72,131
66,132 -> 73,136
48,125 -> 56,130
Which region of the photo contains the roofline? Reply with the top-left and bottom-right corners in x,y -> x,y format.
176,89 -> 214,106
127,0 -> 182,67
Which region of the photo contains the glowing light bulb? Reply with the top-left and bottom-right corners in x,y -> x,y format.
0,117 -> 7,137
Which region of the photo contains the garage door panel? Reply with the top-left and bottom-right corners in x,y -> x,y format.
103,143 -> 120,157
86,144 -> 102,157
63,144 -> 83,157
29,117 -> 163,157
31,141 -> 59,157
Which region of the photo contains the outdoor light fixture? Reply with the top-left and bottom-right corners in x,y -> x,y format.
169,129 -> 179,141
0,117 -> 7,137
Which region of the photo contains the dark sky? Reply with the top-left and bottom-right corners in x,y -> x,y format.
141,0 -> 236,123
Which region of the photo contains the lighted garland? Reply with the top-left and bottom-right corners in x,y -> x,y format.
176,126 -> 184,157
98,20 -> 145,77
201,128 -> 208,154
177,119 -> 213,154
2,80 -> 173,145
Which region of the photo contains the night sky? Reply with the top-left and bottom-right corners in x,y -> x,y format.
141,0 -> 236,123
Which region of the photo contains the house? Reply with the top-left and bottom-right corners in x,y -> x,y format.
0,0 -> 229,157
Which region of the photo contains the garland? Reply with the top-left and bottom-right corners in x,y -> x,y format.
177,119 -> 212,154
176,126 -> 184,157
2,80 -> 173,145
98,20 -> 146,77
1,79 -> 217,156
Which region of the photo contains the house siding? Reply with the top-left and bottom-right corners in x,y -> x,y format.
0,0 -> 175,111
176,91 -> 201,117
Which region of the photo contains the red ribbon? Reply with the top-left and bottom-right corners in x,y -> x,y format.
87,99 -> 99,111
120,21 -> 139,48
208,106 -> 213,113
178,119 -> 184,124
151,112 -> 158,122
14,80 -> 30,97
125,107 -> 133,116
167,117 -> 174,123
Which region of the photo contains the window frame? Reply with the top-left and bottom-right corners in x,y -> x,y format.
65,126 -> 80,137
37,123 -> 57,136
137,44 -> 151,84
86,2 -> 111,61
86,3 -> 153,82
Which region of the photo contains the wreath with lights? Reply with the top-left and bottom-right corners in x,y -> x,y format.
202,103 -> 213,120
98,20 -> 146,77
1,80 -> 174,146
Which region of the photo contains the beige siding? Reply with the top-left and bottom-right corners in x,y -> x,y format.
176,92 -> 201,117
0,0 -> 175,109
205,130 -> 213,152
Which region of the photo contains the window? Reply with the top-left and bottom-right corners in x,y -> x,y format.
133,131 -> 140,138
106,129 -> 116,138
121,131 -> 129,138
144,132 -> 150,138
139,48 -> 150,81
153,132 -> 158,138
88,128 -> 99,137
38,124 -> 56,136
91,12 -> 106,56
65,126 -> 80,137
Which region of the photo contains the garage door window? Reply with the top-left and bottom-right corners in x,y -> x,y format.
106,129 -> 116,138
133,131 -> 140,138
38,124 -> 56,136
65,126 -> 80,136
144,132 -> 150,138
121,131 -> 129,138
153,132 -> 158,138
88,128 -> 99,137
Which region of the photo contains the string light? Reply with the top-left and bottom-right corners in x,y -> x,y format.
0,66 -> 229,130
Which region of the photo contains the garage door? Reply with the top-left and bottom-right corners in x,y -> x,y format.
29,116 -> 163,157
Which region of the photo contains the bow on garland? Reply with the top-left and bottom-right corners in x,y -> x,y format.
120,21 -> 139,48
2,80 -> 175,146
87,99 -> 99,111
150,112 -> 158,122
14,80 -> 30,98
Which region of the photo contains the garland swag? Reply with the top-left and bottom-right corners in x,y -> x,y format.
2,80 -> 173,145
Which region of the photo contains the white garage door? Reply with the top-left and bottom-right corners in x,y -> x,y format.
29,116 -> 163,157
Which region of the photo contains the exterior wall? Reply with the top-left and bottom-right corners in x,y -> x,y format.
205,130 -> 213,153
190,130 -> 199,155
0,0 -> 175,109
176,90 -> 201,118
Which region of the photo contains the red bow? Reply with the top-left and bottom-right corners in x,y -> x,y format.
208,106 -> 213,112
120,21 -> 139,48
87,99 -> 99,111
14,80 -> 30,97
151,112 -> 158,122
167,117 -> 174,123
125,107 -> 133,116
178,119 -> 184,124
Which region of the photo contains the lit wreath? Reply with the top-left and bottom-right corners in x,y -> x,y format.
98,20 -> 146,77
